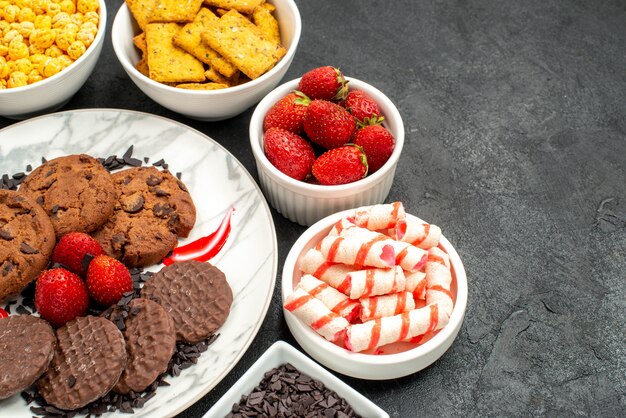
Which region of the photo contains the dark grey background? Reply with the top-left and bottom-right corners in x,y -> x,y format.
2,0 -> 625,416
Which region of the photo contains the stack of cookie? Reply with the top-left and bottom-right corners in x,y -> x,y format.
0,153 -> 234,412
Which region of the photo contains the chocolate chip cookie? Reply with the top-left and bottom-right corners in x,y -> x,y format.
18,154 -> 118,238
92,167 -> 196,267
0,189 -> 55,301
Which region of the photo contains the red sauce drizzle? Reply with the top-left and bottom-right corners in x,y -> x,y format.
162,207 -> 234,266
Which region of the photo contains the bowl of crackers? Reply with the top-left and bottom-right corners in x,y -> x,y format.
111,0 -> 301,121
0,0 -> 107,119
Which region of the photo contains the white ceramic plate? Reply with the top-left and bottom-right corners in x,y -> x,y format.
0,109 -> 278,417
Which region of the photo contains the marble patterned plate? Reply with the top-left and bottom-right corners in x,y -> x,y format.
0,109 -> 278,417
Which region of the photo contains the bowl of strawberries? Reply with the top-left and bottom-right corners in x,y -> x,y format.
249,66 -> 404,226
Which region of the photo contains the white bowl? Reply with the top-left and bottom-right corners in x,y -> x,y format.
249,77 -> 405,226
0,0 -> 107,120
203,341 -> 389,418
111,0 -> 301,121
281,208 -> 468,380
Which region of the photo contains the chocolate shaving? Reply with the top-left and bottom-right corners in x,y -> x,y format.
227,364 -> 361,418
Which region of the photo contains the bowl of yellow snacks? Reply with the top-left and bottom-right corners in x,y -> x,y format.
111,0 -> 301,121
0,0 -> 106,119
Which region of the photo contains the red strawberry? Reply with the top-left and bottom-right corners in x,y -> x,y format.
35,268 -> 89,327
52,232 -> 104,276
0,307 -> 8,319
352,118 -> 395,173
312,144 -> 368,185
341,90 -> 381,123
264,127 -> 316,181
86,255 -> 133,307
263,91 -> 310,134
303,100 -> 357,149
298,66 -> 349,101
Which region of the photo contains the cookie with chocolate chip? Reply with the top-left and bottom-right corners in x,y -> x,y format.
92,167 -> 196,267
0,190 -> 55,301
18,154 -> 118,238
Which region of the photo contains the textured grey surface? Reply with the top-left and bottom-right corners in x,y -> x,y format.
1,0 -> 625,416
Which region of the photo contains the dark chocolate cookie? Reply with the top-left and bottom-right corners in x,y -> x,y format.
18,154 -> 117,238
92,166 -> 196,267
37,315 -> 127,411
140,260 -> 232,343
0,315 -> 55,400
0,189 -> 55,301
103,298 -> 176,394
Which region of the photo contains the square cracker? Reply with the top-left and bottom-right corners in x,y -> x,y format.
252,3 -> 280,44
172,8 -> 238,78
150,0 -> 203,23
201,9 -> 286,79
133,32 -> 147,55
146,23 -> 205,83
126,0 -> 157,30
202,0 -> 265,15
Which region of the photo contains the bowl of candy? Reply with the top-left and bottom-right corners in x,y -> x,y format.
112,0 -> 301,121
249,66 -> 404,226
281,202 -> 468,379
0,0 -> 107,119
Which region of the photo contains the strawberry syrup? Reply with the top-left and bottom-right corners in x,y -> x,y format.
162,207 -> 234,266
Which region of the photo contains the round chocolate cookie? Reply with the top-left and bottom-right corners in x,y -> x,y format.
18,154 -> 117,238
37,315 -> 127,411
0,189 -> 55,301
103,298 -> 176,394
0,315 -> 55,400
141,260 -> 232,343
92,166 -> 196,267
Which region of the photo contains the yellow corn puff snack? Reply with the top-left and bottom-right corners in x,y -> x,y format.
176,81 -> 228,89
252,2 -> 279,44
202,0 -> 264,15
146,22 -> 205,83
150,0 -> 202,23
201,9 -> 285,79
